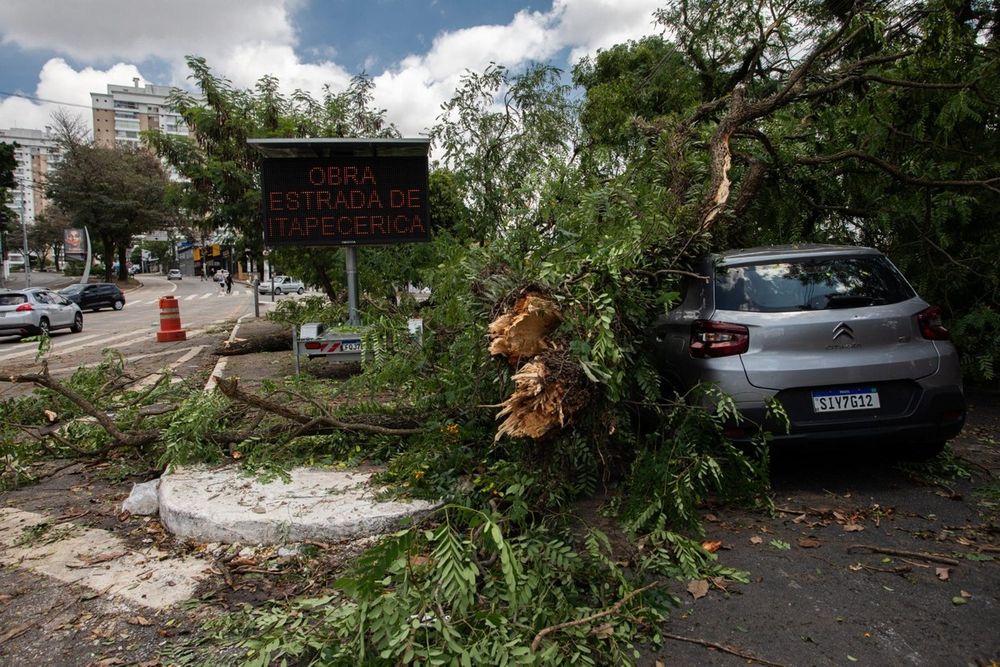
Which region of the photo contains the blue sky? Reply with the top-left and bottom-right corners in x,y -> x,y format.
0,0 -> 664,136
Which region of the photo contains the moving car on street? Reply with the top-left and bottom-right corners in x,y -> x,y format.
258,275 -> 305,295
167,269 -> 183,280
59,282 -> 126,311
651,244 -> 965,458
0,289 -> 83,338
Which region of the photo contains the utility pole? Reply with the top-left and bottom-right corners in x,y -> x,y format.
20,186 -> 30,288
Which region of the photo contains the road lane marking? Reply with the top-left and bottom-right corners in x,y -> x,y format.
0,328 -> 153,364
48,345 -> 209,375
132,345 -> 207,390
0,333 -> 104,362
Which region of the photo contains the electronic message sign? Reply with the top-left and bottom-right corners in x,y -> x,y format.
259,154 -> 430,247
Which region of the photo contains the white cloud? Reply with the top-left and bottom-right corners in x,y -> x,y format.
370,0 -> 663,136
0,0 -> 665,139
219,42 -> 352,94
0,0 -> 298,63
0,59 -> 145,134
551,0 -> 664,62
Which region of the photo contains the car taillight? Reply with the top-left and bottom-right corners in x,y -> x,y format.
690,320 -> 749,358
15,303 -> 33,312
917,305 -> 950,340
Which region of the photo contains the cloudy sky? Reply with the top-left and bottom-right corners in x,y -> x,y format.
0,0 -> 665,138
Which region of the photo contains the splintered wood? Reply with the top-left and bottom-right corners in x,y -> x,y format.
490,292 -> 585,441
488,293 -> 562,364
494,361 -> 566,441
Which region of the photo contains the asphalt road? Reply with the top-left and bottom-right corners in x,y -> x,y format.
0,274 -> 276,379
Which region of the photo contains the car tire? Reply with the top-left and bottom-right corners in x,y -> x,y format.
274,288 -> 283,295
296,287 -> 304,294
113,299 -> 124,311
71,313 -> 83,333
37,317 -> 50,336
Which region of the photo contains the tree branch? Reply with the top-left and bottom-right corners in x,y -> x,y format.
531,581 -> 660,652
215,377 -> 425,436
796,150 -> 1000,191
4,364 -> 159,448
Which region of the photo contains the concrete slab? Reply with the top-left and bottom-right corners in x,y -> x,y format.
158,466 -> 440,545
0,508 -> 209,609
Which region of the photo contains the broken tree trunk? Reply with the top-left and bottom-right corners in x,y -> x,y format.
488,291 -> 562,365
215,331 -> 292,356
489,292 -> 589,441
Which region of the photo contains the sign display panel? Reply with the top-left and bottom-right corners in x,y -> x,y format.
260,156 -> 430,246
64,228 -> 87,261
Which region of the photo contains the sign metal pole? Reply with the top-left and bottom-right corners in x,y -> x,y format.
80,227 -> 93,285
345,246 -> 360,326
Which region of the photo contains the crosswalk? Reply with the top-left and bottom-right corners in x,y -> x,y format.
125,290 -> 251,307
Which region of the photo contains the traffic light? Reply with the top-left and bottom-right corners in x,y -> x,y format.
0,209 -> 8,233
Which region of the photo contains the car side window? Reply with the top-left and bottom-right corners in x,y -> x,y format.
34,292 -> 53,304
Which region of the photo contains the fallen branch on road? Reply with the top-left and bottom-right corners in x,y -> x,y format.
659,632 -> 788,667
215,376 -> 425,436
4,362 -> 159,450
530,581 -> 660,653
847,544 -> 961,566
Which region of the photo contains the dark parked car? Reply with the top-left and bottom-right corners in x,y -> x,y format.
59,282 -> 126,311
651,244 -> 965,459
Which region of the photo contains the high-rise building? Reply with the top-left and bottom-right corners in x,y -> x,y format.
91,78 -> 190,148
0,126 -> 62,228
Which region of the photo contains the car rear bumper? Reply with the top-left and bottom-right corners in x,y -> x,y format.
0,319 -> 37,334
731,383 -> 965,446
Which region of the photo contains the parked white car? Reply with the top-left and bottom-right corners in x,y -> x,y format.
258,275 -> 305,295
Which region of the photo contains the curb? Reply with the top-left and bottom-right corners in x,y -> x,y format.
203,312 -> 255,393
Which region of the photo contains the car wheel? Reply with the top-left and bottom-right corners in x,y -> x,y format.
275,287 -> 283,295
900,440 -> 947,461
113,299 -> 124,311
37,317 -> 50,336
297,287 -> 304,294
71,313 -> 83,333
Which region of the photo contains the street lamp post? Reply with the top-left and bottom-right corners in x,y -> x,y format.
20,188 -> 30,288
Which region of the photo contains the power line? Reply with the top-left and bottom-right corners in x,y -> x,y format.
0,90 -> 93,110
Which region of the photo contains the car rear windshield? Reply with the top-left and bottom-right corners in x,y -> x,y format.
0,293 -> 27,305
714,255 -> 915,312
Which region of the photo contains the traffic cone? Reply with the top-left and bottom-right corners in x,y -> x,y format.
156,296 -> 187,342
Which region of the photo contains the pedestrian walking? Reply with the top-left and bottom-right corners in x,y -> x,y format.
225,273 -> 233,295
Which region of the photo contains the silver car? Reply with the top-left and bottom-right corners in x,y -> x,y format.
0,289 -> 84,338
652,245 -> 965,458
258,275 -> 305,295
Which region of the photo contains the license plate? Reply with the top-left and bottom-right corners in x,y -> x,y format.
339,340 -> 362,352
812,388 -> 880,413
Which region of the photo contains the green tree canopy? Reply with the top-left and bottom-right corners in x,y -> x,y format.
47,133 -> 175,281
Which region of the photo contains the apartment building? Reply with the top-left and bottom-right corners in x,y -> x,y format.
0,126 -> 62,228
91,78 -> 190,148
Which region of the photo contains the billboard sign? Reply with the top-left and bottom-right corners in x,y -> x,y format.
64,228 -> 87,261
258,146 -> 430,247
